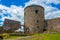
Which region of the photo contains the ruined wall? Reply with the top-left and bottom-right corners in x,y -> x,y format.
46,18 -> 60,32
0,27 -> 3,33
3,19 -> 21,33
24,5 -> 44,34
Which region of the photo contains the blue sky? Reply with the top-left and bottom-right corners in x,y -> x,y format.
51,3 -> 60,9
0,0 -> 60,26
0,0 -> 29,7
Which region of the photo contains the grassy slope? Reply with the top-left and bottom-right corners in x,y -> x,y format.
32,34 -> 60,40
43,34 -> 60,40
5,34 -> 60,40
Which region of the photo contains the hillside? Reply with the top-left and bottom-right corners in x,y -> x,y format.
4,33 -> 60,40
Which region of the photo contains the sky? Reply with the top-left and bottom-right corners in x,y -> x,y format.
0,0 -> 60,26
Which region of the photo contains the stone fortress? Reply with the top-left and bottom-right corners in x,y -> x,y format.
24,5 -> 44,34
0,5 -> 60,34
24,5 -> 60,34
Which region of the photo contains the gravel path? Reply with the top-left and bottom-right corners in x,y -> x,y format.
4,36 -> 43,40
4,36 -> 34,40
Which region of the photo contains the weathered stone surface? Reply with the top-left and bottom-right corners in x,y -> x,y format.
46,18 -> 60,32
24,5 -> 44,34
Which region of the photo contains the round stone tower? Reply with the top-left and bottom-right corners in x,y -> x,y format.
24,5 -> 44,34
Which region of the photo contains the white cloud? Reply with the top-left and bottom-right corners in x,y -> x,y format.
0,5 -> 24,25
25,0 -> 60,19
45,0 -> 60,4
25,0 -> 60,7
0,0 -> 60,26
7,5 -> 24,22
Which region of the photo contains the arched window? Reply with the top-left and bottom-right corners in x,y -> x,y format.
36,26 -> 40,33
26,28 -> 29,32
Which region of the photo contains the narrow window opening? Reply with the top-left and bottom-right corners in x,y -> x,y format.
37,26 -> 39,28
37,20 -> 39,23
35,10 -> 38,13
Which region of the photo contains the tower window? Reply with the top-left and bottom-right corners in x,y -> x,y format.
37,20 -> 39,23
37,26 -> 39,28
35,10 -> 38,13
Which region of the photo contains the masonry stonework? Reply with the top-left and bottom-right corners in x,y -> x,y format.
1,5 -> 60,34
24,5 -> 45,34
46,18 -> 60,32
3,19 -> 21,33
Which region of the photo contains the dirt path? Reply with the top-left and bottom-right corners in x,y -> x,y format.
4,35 -> 43,40
4,36 -> 34,40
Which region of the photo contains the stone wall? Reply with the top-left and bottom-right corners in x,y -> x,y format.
46,18 -> 60,32
24,5 -> 44,34
3,19 -> 21,33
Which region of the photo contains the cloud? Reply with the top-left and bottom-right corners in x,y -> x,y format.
6,5 -> 24,22
0,20 -> 3,26
0,4 -> 24,25
0,0 -> 60,26
25,0 -> 60,19
45,0 -> 60,4
25,0 -> 60,7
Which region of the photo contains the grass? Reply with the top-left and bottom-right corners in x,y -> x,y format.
6,36 -> 19,39
5,33 -> 60,40
32,33 -> 60,40
43,34 -> 60,40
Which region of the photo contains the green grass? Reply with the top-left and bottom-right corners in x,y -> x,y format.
32,33 -> 60,40
43,34 -> 60,40
6,36 -> 20,39
5,33 -> 60,40
9,36 -> 19,38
